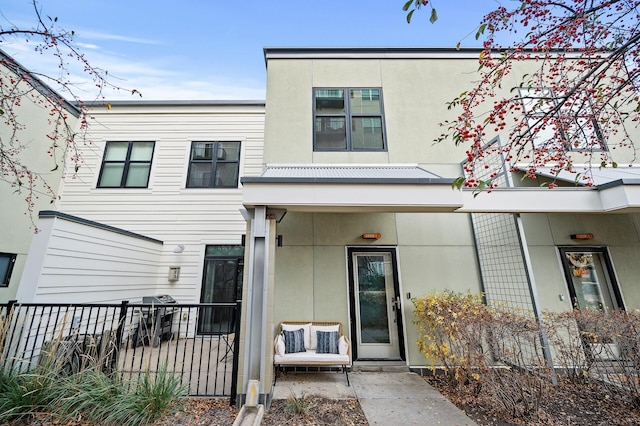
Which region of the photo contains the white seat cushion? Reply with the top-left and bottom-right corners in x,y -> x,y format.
274,350 -> 350,364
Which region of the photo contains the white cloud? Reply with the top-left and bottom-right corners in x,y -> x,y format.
76,42 -> 101,50
1,40 -> 265,101
75,29 -> 160,45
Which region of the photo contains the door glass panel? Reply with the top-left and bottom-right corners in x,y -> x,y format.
198,255 -> 243,335
565,251 -> 617,312
357,255 -> 390,344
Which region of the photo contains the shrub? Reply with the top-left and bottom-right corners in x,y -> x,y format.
412,291 -> 492,391
284,390 -> 316,417
413,291 -> 549,419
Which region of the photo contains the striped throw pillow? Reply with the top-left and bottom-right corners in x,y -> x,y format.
316,331 -> 339,354
283,328 -> 306,353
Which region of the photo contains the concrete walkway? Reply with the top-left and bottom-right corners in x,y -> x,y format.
271,371 -> 477,425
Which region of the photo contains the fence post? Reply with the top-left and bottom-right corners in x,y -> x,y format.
230,300 -> 242,406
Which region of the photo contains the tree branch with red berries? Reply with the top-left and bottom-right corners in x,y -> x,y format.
1,0 -> 139,228
404,0 -> 640,190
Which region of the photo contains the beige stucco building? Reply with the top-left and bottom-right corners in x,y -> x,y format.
0,50 -> 80,302
238,47 -> 640,403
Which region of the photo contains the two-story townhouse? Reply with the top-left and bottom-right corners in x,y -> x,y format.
17,100 -> 265,308
238,47 -> 640,405
0,49 -> 81,302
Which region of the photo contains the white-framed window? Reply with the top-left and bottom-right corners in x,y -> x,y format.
97,141 -> 154,188
313,88 -> 386,151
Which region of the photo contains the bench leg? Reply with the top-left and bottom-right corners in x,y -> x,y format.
274,365 -> 278,386
343,365 -> 350,386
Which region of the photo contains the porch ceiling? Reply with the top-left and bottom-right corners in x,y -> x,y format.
241,165 -> 640,214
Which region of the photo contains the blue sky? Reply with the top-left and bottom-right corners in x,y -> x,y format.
1,1 -> 499,100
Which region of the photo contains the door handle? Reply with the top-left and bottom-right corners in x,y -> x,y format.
392,296 -> 401,311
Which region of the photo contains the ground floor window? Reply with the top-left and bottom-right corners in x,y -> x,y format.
197,245 -> 244,335
0,253 -> 16,287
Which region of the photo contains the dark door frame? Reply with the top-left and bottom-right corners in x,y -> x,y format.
347,246 -> 406,361
557,246 -> 624,311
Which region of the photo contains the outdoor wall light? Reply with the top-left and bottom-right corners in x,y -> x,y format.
570,233 -> 594,240
362,233 -> 381,240
173,244 -> 185,253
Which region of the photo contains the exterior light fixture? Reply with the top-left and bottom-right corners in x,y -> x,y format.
362,233 -> 381,240
570,233 -> 594,240
173,244 -> 185,253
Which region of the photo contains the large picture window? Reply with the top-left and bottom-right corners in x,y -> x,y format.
0,252 -> 16,287
187,142 -> 241,188
313,88 -> 386,151
97,141 -> 154,188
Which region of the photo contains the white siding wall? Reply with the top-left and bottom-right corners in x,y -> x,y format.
52,103 -> 265,303
17,213 -> 164,303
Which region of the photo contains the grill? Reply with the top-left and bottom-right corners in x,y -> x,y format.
134,295 -> 177,347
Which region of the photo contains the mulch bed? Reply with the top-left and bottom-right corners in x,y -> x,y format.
154,396 -> 368,426
425,375 -> 640,426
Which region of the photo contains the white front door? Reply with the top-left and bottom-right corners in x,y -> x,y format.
350,250 -> 402,360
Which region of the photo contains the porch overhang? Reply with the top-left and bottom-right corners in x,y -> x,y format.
241,165 -> 463,213
241,165 -> 640,214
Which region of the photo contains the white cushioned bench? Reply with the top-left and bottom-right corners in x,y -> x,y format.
273,320 -> 351,385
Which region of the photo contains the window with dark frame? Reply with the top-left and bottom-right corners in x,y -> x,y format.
186,141 -> 241,188
519,88 -> 605,151
97,141 -> 154,188
313,88 -> 386,151
0,253 -> 16,287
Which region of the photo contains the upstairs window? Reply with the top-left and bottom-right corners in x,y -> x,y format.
519,88 -> 605,151
97,141 -> 154,188
187,142 -> 241,188
0,253 -> 16,287
314,88 -> 386,151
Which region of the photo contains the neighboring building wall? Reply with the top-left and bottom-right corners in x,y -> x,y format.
17,211 -> 164,303
53,102 -> 264,303
0,52 -> 80,302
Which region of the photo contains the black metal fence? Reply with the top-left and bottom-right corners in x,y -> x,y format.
0,300 -> 241,403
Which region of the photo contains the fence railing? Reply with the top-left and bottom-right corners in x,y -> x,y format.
0,300 -> 241,403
